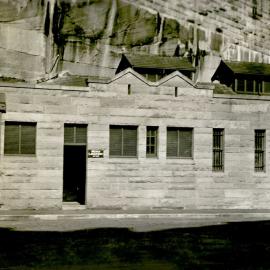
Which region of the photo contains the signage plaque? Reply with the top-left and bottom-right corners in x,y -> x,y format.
88,149 -> 104,158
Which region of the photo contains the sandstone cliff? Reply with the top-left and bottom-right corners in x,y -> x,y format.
0,0 -> 270,82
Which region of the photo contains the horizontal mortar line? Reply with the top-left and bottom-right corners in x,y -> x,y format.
2,213 -> 270,220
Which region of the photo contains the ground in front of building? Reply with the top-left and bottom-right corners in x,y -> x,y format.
1,221 -> 270,269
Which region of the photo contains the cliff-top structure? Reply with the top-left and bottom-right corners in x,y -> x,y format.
1,0 -> 270,83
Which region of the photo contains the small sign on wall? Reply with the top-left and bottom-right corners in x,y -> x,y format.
88,149 -> 104,158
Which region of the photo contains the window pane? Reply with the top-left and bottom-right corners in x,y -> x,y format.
147,74 -> 157,82
76,126 -> 87,144
109,126 -> 122,156
237,79 -> 245,92
4,122 -> 36,155
167,128 -> 193,158
123,127 -> 137,156
64,124 -> 87,144
255,80 -> 262,93
146,126 -> 158,157
167,128 -> 178,157
21,124 -> 36,154
246,79 -> 253,92
264,81 -> 270,93
231,79 -> 236,91
179,129 -> 192,158
64,125 -> 75,144
4,123 -> 20,154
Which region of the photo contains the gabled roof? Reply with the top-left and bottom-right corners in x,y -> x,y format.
157,70 -> 195,87
224,61 -> 270,76
212,60 -> 270,80
109,67 -> 152,85
99,67 -> 196,88
116,54 -> 195,73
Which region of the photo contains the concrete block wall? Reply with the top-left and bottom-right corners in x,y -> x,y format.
1,75 -> 270,210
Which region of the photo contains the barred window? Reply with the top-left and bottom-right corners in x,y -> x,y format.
213,129 -> 224,171
167,127 -> 193,158
4,122 -> 36,155
146,126 -> 158,157
109,125 -> 137,157
64,124 -> 87,145
255,130 -> 265,172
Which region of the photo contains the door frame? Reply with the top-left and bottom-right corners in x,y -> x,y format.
63,122 -> 88,205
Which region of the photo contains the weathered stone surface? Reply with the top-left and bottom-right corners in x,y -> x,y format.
1,70 -> 270,210
111,1 -> 157,46
0,0 -> 270,81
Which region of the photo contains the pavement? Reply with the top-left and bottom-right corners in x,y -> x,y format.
1,208 -> 270,232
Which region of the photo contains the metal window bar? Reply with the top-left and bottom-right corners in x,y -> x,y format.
255,130 -> 265,172
213,129 -> 224,171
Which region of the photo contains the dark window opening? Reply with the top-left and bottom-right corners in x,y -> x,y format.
255,80 -> 262,93
146,126 -> 158,157
175,87 -> 178,97
255,130 -> 265,172
110,125 -> 137,157
167,127 -> 193,158
246,79 -> 254,93
237,79 -> 245,92
128,84 -> 131,95
264,81 -> 270,93
4,122 -> 36,155
213,128 -> 224,171
64,124 -> 87,145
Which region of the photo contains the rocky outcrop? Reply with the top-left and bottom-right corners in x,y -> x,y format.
0,0 -> 270,82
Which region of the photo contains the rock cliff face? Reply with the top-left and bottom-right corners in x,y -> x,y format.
1,0 -> 270,82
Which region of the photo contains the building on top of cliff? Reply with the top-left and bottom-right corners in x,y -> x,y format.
116,54 -> 195,82
211,60 -> 270,95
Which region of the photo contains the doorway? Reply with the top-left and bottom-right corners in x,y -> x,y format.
63,124 -> 87,205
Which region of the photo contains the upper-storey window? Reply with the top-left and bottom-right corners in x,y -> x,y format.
232,78 -> 263,94
211,61 -> 270,96
4,122 -> 36,155
252,0 -> 263,18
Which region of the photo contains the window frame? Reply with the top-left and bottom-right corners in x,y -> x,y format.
255,129 -> 265,172
64,124 -> 87,146
233,77 -> 264,94
109,125 -> 138,158
146,126 -> 158,158
212,128 -> 224,172
166,127 -> 193,159
4,121 -> 37,156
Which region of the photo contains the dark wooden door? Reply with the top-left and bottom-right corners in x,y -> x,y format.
63,145 -> 86,204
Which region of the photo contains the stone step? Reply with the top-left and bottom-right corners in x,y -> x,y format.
62,202 -> 87,211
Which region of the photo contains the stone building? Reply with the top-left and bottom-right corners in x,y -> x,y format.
1,58 -> 270,210
1,0 -> 270,211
